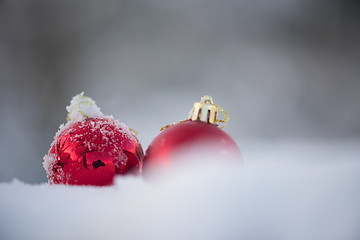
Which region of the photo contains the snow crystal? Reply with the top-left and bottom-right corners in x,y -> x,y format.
42,153 -> 58,183
66,92 -> 103,123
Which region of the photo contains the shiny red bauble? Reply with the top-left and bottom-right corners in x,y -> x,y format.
142,120 -> 241,175
45,118 -> 143,186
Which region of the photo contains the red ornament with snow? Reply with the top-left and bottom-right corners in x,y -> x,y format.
43,93 -> 143,186
143,96 -> 241,176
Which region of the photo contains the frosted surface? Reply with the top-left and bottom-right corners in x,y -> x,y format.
2,140 -> 360,240
42,93 -> 135,183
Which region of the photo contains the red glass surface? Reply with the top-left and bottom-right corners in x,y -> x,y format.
143,120 -> 241,175
48,118 -> 143,186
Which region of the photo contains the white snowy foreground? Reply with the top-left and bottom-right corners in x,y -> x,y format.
1,140 -> 360,240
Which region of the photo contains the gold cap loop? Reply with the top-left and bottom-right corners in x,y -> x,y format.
160,95 -> 230,131
191,96 -> 217,124
190,95 -> 229,128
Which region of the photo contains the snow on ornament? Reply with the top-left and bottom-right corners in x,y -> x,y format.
43,93 -> 144,186
142,95 -> 242,177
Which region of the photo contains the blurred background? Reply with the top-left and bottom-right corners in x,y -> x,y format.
0,0 -> 359,183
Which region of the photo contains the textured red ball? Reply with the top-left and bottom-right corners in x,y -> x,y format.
143,120 -> 241,175
45,117 -> 143,186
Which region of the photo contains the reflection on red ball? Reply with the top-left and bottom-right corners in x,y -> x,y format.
143,120 -> 241,175
45,118 -> 143,186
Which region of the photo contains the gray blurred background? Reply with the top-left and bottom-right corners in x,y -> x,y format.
0,0 -> 359,183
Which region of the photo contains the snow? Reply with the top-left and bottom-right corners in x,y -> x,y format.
66,92 -> 103,123
61,93 -> 134,141
42,153 -> 60,183
46,92 -> 106,153
2,141 -> 360,240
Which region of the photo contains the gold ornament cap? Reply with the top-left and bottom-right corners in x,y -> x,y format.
160,95 -> 229,131
191,96 -> 218,124
190,95 -> 229,128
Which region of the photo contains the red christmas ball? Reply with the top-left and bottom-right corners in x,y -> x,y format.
143,120 -> 241,175
44,117 -> 143,186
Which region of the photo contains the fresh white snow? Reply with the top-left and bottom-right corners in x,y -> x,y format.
66,92 -> 103,122
2,140 -> 360,240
